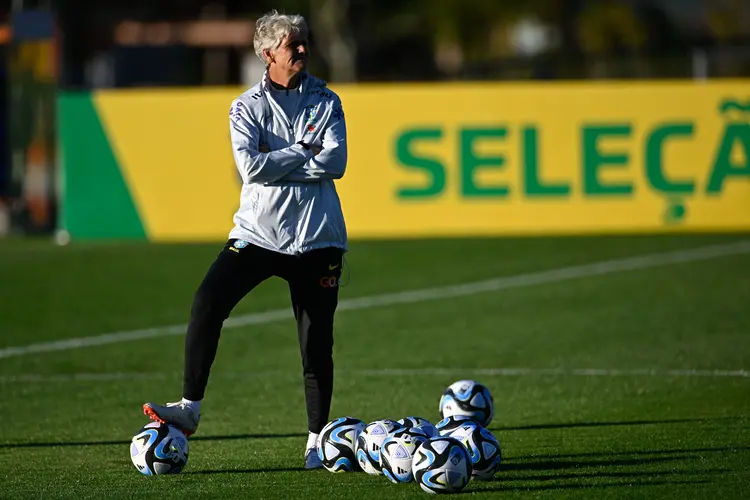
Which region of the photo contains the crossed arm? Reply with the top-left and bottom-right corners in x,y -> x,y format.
276,112 -> 347,183
230,100 -> 347,185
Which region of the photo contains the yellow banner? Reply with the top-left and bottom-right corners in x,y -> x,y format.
94,81 -> 750,241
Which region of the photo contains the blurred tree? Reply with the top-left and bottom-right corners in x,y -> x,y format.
577,0 -> 646,54
308,0 -> 357,82
576,0 -> 647,78
707,0 -> 749,40
413,0 -> 550,77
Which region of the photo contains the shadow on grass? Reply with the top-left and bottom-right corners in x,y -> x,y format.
488,416 -> 736,433
493,467 -> 730,482
510,445 -> 750,462
1,416 -> 744,450
464,454 -> 732,494
0,432 -> 307,449
186,466 -> 306,475
499,455 -> 695,472
472,479 -> 711,494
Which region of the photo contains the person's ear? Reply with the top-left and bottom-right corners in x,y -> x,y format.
264,49 -> 274,64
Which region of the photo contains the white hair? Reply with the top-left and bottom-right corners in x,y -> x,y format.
253,10 -> 308,64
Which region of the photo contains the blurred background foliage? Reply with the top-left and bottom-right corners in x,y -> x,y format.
11,0 -> 746,88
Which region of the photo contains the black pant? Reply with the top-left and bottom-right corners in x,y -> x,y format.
182,239 -> 344,434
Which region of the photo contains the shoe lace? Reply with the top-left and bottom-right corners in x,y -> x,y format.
167,401 -> 191,411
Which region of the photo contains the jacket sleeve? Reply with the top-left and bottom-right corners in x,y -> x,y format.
230,99 -> 313,184
278,99 -> 347,182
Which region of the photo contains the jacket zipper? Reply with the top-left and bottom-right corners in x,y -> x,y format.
265,79 -> 307,255
293,80 -> 311,256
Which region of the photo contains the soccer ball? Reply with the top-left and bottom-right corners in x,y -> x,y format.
441,418 -> 481,439
448,424 -> 502,480
439,380 -> 494,426
355,419 -> 404,475
397,416 -> 439,438
436,414 -> 479,436
130,421 -> 189,475
417,423 -> 439,438
316,416 -> 366,473
412,436 -> 472,494
379,427 -> 429,483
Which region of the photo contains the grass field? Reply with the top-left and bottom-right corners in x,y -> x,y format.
0,234 -> 748,499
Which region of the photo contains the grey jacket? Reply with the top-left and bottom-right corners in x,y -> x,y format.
227,71 -> 348,255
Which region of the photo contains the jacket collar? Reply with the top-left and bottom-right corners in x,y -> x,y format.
261,69 -> 325,95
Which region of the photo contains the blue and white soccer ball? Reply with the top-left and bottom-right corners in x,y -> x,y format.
448,424 -> 503,480
130,421 -> 189,476
355,419 -> 404,475
436,414 -> 479,436
317,416 -> 366,473
379,427 -> 430,483
397,416 -> 439,438
411,436 -> 472,494
439,380 -> 495,427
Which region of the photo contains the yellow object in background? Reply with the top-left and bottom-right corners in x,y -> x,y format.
88,81 -> 750,242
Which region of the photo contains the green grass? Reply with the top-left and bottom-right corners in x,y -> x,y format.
0,234 -> 749,499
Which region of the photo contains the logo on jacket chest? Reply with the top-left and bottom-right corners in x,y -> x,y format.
303,104 -> 322,132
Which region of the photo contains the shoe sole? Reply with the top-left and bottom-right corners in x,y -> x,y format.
142,403 -> 196,438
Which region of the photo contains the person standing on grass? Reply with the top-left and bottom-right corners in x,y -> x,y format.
142,9 -> 349,470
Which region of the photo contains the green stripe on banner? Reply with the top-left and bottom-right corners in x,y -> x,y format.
58,93 -> 146,239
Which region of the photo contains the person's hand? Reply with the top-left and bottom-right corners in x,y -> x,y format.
259,143 -> 270,153
311,145 -> 322,156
